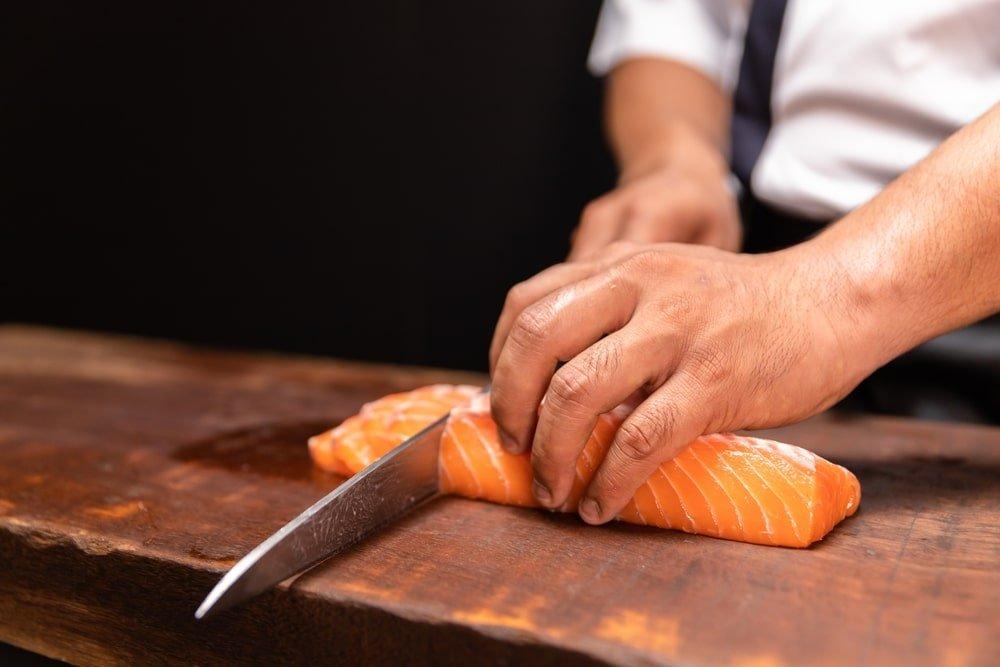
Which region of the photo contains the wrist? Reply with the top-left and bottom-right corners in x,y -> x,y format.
618,121 -> 729,186
781,229 -> 904,385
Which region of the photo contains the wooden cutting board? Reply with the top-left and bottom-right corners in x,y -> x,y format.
0,325 -> 997,666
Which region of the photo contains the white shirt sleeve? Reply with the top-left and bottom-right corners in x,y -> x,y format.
588,0 -> 748,92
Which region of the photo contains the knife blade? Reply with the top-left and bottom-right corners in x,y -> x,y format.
194,412 -> 447,619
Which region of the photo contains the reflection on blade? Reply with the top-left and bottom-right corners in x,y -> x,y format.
195,414 -> 445,619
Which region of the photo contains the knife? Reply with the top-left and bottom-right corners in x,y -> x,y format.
194,410 -> 448,619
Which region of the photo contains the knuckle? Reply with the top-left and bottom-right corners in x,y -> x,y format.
690,343 -> 730,386
581,198 -> 614,225
620,248 -> 663,274
615,415 -> 664,462
671,178 -> 700,203
655,292 -> 695,325
504,282 -> 530,310
509,305 -> 552,350
548,365 -> 594,413
605,240 -> 630,254
626,194 -> 667,220
603,239 -> 638,260
618,420 -> 657,461
588,339 -> 623,379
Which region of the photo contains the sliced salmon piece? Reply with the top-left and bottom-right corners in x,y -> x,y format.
308,384 -> 480,476
309,385 -> 860,548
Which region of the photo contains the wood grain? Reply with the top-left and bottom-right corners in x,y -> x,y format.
0,325 -> 997,665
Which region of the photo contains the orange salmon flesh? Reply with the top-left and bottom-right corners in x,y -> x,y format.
308,384 -> 860,548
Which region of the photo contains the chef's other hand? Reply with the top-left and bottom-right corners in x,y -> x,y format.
568,132 -> 741,260
488,242 -> 868,525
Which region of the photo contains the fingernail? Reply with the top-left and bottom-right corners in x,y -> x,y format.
532,479 -> 552,505
579,498 -> 602,524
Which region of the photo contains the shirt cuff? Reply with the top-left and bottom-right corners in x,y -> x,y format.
588,0 -> 743,91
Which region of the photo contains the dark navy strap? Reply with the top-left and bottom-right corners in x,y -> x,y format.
730,0 -> 789,189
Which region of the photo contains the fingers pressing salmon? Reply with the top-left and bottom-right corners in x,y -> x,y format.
309,385 -> 860,548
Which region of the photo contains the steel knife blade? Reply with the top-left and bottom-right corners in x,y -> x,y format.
195,411 -> 447,619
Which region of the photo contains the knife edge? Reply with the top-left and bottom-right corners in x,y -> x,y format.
195,412 -> 447,619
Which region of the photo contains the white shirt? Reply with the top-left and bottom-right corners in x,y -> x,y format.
589,0 -> 1000,220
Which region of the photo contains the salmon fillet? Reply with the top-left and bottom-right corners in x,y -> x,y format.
309,384 -> 860,548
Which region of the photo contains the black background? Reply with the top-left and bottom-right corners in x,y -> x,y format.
3,2 -> 997,423
1,2 -> 614,370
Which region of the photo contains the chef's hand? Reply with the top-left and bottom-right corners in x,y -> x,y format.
568,131 -> 741,260
488,241 -> 867,525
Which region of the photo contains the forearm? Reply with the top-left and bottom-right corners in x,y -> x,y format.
800,104 -> 1000,376
604,58 -> 730,183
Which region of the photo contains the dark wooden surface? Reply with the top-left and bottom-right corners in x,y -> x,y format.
0,326 -> 997,666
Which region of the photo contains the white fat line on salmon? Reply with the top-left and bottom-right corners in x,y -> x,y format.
715,435 -> 791,544
631,499 -> 649,525
839,465 -> 857,511
704,437 -> 773,544
672,455 -> 722,535
642,476 -> 671,529
470,421 -> 510,501
688,443 -> 745,535
753,437 -> 817,472
743,439 -> 814,525
438,453 -> 456,489
580,439 -> 596,473
754,447 -> 812,509
627,478 -> 651,525
658,466 -> 696,533
451,423 -> 484,497
739,449 -> 804,545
